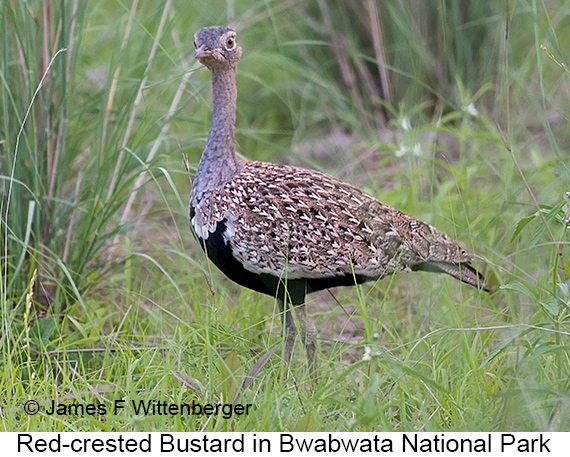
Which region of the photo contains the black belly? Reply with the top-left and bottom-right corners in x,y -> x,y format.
191,213 -> 368,306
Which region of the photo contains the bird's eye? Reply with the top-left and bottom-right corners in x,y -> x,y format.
226,36 -> 235,49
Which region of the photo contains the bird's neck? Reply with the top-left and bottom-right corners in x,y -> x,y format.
194,65 -> 241,197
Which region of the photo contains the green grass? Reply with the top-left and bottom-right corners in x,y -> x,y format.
1,0 -> 570,432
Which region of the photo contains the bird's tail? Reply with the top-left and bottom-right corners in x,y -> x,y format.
411,261 -> 490,292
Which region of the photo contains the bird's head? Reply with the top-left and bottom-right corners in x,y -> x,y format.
193,26 -> 242,70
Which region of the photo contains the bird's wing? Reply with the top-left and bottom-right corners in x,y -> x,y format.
211,161 -> 472,281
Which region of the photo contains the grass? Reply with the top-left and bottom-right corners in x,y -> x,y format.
1,0 -> 570,432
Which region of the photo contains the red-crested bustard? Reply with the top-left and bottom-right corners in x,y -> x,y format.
189,26 -> 489,366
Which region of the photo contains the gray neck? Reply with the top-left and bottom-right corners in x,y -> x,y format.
193,65 -> 241,197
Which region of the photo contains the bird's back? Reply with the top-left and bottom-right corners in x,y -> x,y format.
190,160 -> 485,291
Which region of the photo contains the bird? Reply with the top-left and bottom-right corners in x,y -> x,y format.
189,25 -> 489,367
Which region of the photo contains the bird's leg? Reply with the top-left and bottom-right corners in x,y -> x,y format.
295,303 -> 317,369
278,298 -> 317,370
278,298 -> 296,364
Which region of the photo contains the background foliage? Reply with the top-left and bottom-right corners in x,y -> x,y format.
1,0 -> 569,431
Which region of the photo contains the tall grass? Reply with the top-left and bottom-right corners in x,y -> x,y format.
1,0 -> 569,432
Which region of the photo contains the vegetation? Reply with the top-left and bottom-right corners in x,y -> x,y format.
1,0 -> 569,432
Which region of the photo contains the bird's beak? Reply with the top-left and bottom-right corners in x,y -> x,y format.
193,44 -> 212,59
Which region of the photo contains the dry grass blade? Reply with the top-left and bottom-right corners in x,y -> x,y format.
239,346 -> 278,395
104,0 -> 141,199
316,0 -> 371,130
171,371 -> 204,396
366,0 -> 391,107
119,0 -> 189,227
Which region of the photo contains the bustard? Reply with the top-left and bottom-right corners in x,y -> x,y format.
189,26 -> 488,366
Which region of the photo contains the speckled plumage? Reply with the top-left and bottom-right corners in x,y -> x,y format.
191,161 -> 478,283
190,26 -> 488,366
